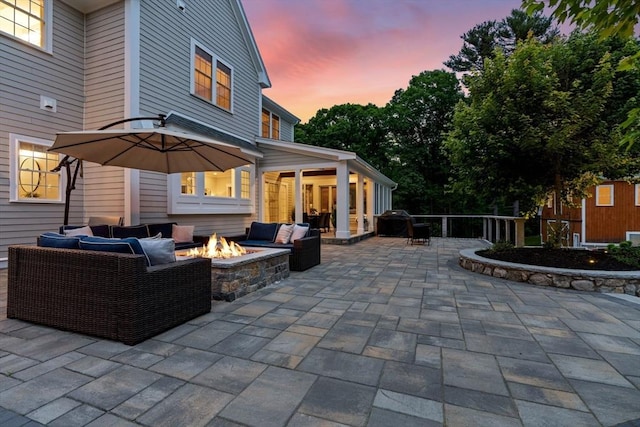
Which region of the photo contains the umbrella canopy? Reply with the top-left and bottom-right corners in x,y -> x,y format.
49,127 -> 254,173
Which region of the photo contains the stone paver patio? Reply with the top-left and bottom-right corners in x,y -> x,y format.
0,237 -> 639,426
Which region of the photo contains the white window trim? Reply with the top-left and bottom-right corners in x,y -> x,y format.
261,109 -> 280,139
190,38 -> 234,113
167,166 -> 254,214
0,0 -> 53,53
635,184 -> 640,206
595,184 -> 614,206
9,134 -> 64,203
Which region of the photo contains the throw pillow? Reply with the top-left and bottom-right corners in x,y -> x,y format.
64,226 -> 93,237
139,238 -> 176,265
38,232 -> 81,249
79,236 -> 136,254
247,222 -> 279,241
110,224 -> 149,239
78,236 -> 150,265
147,222 -> 176,238
274,224 -> 294,244
172,224 -> 194,243
289,224 -> 309,242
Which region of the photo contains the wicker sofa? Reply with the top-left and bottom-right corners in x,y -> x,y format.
7,245 -> 212,345
224,222 -> 321,271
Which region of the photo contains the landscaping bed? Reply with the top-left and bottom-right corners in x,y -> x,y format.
477,248 -> 638,271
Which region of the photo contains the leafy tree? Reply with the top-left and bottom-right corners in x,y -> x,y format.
385,70 -> 464,214
445,9 -> 558,73
522,0 -> 640,38
295,103 -> 389,172
444,33 -> 640,246
522,0 -> 640,148
444,21 -> 506,72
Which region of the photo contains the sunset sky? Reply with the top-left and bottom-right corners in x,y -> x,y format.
242,0 -> 534,123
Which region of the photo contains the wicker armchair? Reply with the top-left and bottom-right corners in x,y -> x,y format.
8,245 -> 212,345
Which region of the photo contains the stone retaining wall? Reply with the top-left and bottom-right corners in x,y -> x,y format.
459,249 -> 640,297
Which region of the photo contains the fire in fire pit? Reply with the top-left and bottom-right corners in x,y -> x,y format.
186,234 -> 247,259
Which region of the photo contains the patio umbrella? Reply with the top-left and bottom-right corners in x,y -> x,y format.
49,127 -> 253,174
49,114 -> 255,224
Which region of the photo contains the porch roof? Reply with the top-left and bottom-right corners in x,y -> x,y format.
256,137 -> 397,188
164,112 -> 264,158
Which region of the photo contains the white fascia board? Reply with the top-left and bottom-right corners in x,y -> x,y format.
257,138 -> 396,187
262,95 -> 300,124
256,138 -> 356,161
349,156 -> 396,188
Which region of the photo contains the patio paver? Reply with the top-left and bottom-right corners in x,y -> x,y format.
0,237 -> 639,426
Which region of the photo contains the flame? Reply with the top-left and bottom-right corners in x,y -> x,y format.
187,233 -> 247,259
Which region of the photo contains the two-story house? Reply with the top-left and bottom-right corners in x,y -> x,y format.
0,0 -> 396,267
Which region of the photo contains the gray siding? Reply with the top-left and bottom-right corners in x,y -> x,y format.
280,119 -> 295,142
82,2 -> 126,219
135,0 -> 261,233
0,1 -> 85,260
137,0 -> 261,141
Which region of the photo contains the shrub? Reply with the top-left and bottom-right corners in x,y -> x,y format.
606,241 -> 640,269
489,240 -> 514,252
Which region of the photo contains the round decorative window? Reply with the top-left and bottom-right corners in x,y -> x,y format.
19,158 -> 42,197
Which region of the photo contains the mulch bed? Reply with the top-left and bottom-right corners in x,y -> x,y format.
477,248 -> 639,271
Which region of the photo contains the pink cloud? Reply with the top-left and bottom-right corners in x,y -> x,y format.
243,0 -> 528,122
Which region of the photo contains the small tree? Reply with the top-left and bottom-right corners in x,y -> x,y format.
445,33 -> 640,246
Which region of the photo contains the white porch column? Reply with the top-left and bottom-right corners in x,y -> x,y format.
294,169 -> 303,223
335,162 -> 350,239
124,169 -> 140,226
356,174 -> 364,235
366,179 -> 374,232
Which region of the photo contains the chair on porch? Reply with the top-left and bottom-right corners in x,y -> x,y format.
319,212 -> 331,232
406,217 -> 430,245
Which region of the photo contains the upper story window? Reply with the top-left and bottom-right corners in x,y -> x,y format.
191,39 -> 233,112
261,108 -> 280,139
10,134 -> 63,202
0,0 -> 51,50
635,184 -> 640,206
595,184 -> 614,206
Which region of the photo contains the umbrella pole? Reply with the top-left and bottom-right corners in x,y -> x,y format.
56,157 -> 81,226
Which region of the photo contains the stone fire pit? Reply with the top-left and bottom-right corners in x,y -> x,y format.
179,247 -> 290,301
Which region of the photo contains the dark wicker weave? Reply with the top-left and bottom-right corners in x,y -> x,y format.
225,228 -> 321,271
8,246 -> 212,345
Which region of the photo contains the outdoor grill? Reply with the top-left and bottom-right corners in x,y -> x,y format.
376,210 -> 411,237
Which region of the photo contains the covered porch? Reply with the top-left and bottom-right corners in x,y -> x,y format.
256,138 -> 396,241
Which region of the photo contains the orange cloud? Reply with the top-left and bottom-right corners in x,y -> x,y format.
243,0 -> 530,123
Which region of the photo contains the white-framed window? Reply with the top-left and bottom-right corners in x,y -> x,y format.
0,0 -> 52,51
595,184 -> 614,206
191,39 -> 233,112
261,108 -> 280,139
169,166 -> 253,214
9,134 -> 63,202
635,184 -> 640,206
